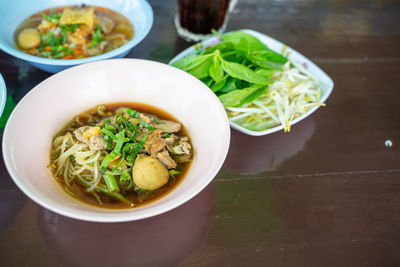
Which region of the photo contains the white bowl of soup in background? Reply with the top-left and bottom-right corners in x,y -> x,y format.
2,59 -> 230,222
0,0 -> 153,73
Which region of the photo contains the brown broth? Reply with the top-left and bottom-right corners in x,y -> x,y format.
51,102 -> 193,209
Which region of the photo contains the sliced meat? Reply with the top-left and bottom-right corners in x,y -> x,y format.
144,130 -> 167,156
96,15 -> 115,34
156,150 -> 177,169
165,134 -> 179,145
73,126 -> 107,151
171,137 -> 192,163
166,135 -> 192,155
148,139 -> 166,157
166,136 -> 192,163
104,33 -> 127,50
172,140 -> 192,155
154,120 -> 182,133
74,126 -> 91,143
88,135 -> 107,151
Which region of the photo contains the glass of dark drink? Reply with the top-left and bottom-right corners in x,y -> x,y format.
175,0 -> 237,42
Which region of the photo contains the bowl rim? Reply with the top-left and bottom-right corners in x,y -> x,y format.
0,0 -> 153,66
2,58 -> 231,222
169,28 -> 334,136
0,73 -> 6,119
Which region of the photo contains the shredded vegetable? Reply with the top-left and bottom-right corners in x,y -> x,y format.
227,61 -> 325,132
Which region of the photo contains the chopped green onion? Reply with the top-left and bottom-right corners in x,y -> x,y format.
100,130 -> 126,173
103,173 -> 119,193
111,156 -> 125,171
101,128 -> 117,140
126,108 -> 140,118
153,117 -> 164,124
169,169 -> 181,178
122,142 -> 142,164
121,115 -> 136,132
140,132 -> 149,144
126,108 -> 154,131
75,176 -> 129,204
89,24 -> 103,48
104,123 -> 117,132
140,120 -> 154,131
42,12 -> 62,24
103,135 -> 113,150
60,23 -> 81,33
119,170 -> 132,184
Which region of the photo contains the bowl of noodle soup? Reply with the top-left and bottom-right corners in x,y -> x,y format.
0,0 -> 153,73
2,58 -> 230,222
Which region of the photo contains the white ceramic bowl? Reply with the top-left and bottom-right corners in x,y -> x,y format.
170,29 -> 334,136
2,59 -> 230,222
0,0 -> 153,73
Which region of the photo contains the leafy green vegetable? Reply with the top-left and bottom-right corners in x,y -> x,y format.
170,30 -> 288,113
209,54 -> 224,82
171,30 -> 324,133
171,31 -> 280,90
203,41 -> 235,55
204,78 -> 214,87
188,56 -> 214,79
221,60 -> 269,84
248,50 -> 288,69
210,76 -> 227,92
172,54 -> 211,71
222,31 -> 267,51
219,77 -> 237,94
218,86 -> 266,107
256,68 -> 274,79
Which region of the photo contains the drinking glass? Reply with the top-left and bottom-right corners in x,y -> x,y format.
175,0 -> 237,42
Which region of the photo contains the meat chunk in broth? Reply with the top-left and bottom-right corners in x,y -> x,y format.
144,130 -> 167,157
154,119 -> 182,133
73,126 -> 107,151
156,150 -> 177,169
96,15 -> 115,34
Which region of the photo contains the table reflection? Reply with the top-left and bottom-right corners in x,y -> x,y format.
225,118 -> 316,174
37,185 -> 215,267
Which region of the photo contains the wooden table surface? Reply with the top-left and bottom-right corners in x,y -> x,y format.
1,0 -> 399,266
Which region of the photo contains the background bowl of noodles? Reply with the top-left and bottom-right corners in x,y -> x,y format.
2,58 -> 230,222
0,0 -> 153,73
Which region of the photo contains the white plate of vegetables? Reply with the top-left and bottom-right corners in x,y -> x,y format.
169,29 -> 334,136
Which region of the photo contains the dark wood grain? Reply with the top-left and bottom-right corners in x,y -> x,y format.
183,172 -> 400,266
0,0 -> 399,266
